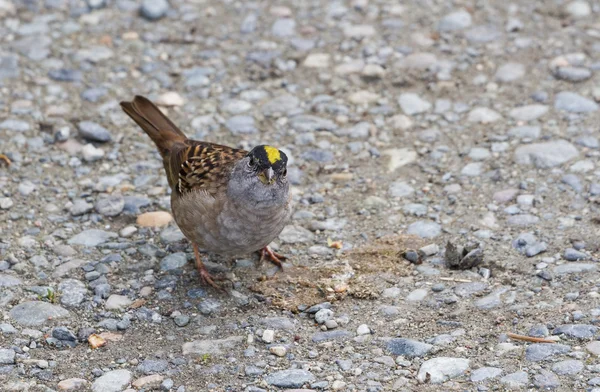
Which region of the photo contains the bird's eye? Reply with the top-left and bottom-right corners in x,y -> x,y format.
282,168 -> 287,177
247,157 -> 256,168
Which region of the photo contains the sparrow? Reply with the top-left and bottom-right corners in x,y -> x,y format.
120,96 -> 293,289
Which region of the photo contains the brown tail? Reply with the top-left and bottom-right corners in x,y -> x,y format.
120,96 -> 187,157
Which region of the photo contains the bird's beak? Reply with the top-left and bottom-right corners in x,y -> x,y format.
259,167 -> 276,185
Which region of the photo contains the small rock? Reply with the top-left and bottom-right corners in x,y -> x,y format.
387,338 -> 433,358
78,121 -> 112,143
105,295 -> 132,311
265,369 -> 315,388
92,369 -> 132,392
137,211 -> 173,227
416,357 -> 470,384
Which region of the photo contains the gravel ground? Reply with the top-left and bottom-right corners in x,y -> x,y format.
1,0 -> 600,391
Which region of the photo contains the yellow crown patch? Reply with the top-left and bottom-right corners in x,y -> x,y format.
264,145 -> 281,164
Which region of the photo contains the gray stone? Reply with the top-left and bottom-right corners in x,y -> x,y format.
289,115 -> 337,132
406,221 -> 442,238
271,18 -> 296,37
160,253 -> 188,271
182,336 -> 244,356
471,367 -> 502,382
553,324 -> 598,339
495,63 -> 526,82
279,225 -> 315,244
416,357 -> 470,384
0,274 -> 22,287
438,9 -> 472,31
137,359 -> 168,374
389,181 -> 415,198
140,0 -> 169,20
262,95 -> 300,116
554,92 -> 598,113
533,370 -> 560,389
10,301 -> 70,326
509,126 -> 541,139
553,263 -> 597,275
58,279 -> 88,307
311,330 -> 351,342
92,369 -> 132,392
265,369 -> 315,388
554,67 -> 592,82
68,230 -> 117,247
454,282 -> 488,297
52,326 -> 77,341
509,104 -> 548,121
500,371 -> 528,388
552,360 -> 583,375
0,349 -> 15,365
225,115 -> 257,134
386,338 -> 433,358
0,53 -> 19,80
514,140 -> 578,168
314,309 -> 334,324
0,119 -> 29,132
526,343 -> 571,361
564,248 -> 587,261
77,121 -> 112,143
398,93 -> 431,115
94,195 -> 125,217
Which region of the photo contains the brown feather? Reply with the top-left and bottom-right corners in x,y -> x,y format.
121,95 -> 247,194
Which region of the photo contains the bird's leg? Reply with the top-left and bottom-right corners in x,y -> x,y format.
193,244 -> 226,291
0,154 -> 11,166
259,246 -> 287,269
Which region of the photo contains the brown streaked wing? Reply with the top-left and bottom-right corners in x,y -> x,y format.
171,140 -> 247,196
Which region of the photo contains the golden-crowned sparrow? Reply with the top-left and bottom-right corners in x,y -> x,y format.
120,96 -> 293,288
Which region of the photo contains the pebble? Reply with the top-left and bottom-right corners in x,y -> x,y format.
314,309 -> 334,324
553,324 -> 598,339
0,348 -> 15,365
269,346 -> 287,357
416,357 -> 470,384
58,279 -> 87,307
406,221 -> 442,238
387,338 -> 433,358
58,378 -> 89,391
495,63 -> 526,83
10,301 -> 69,326
565,1 -> 591,18
509,104 -> 548,121
95,195 -> 125,217
526,343 -> 571,361
78,121 -> 112,143
552,360 -> 584,375
68,229 -> 117,247
467,107 -> 502,123
438,9 -> 472,31
137,211 -> 173,227
564,248 -> 587,261
398,93 -> 431,115
553,263 -> 597,275
471,367 -> 502,382
514,140 -> 579,168
92,369 -> 132,392
105,295 -> 132,311
265,369 -> 315,388
554,92 -> 598,113
500,371 -> 529,388
140,0 -> 169,20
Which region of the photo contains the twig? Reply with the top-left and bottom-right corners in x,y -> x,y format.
0,154 -> 11,166
439,277 -> 472,283
506,332 -> 555,344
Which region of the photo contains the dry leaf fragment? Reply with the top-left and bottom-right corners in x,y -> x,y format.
88,334 -> 107,349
